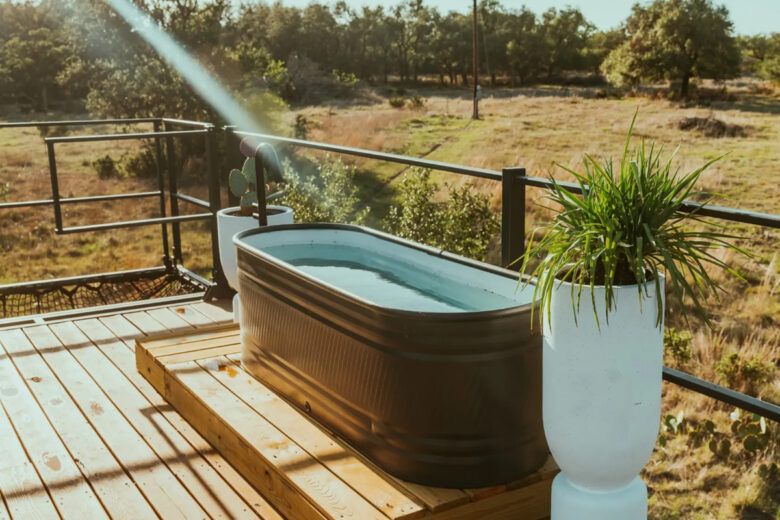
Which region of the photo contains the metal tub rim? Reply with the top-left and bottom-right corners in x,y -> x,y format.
233,222 -> 537,321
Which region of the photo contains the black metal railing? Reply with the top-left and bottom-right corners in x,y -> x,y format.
0,117 -> 777,423
0,117 -> 228,314
232,127 -> 780,424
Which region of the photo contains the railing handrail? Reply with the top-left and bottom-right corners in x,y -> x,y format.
521,175 -> 780,229
234,130 -> 780,229
44,128 -> 207,144
233,130 -> 503,181
0,118 -> 159,128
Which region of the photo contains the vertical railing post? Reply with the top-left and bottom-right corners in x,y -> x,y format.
163,122 -> 183,264
153,119 -> 171,270
254,152 -> 268,227
501,167 -> 526,267
205,125 -> 231,299
224,125 -> 241,208
46,140 -> 63,233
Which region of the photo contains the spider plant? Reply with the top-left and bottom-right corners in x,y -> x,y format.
519,111 -> 747,329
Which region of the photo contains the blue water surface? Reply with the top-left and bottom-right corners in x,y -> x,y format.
262,243 -> 521,313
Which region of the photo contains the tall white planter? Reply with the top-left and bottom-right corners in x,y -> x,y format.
216,205 -> 293,321
543,276 -> 665,520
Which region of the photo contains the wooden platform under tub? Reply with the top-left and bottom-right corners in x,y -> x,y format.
135,323 -> 557,520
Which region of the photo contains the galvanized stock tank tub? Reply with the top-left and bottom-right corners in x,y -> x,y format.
234,223 -> 547,488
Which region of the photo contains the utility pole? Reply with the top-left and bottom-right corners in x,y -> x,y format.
472,0 -> 479,120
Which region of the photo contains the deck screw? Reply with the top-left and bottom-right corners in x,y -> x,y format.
304,401 -> 311,413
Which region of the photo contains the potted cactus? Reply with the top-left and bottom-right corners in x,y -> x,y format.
519,112 -> 745,520
217,144 -> 293,320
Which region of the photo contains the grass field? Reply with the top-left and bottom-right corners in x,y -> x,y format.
1,80 -> 778,519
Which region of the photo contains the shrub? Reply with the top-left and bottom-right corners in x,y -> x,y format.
92,155 -> 118,179
384,168 -> 500,262
657,408 -> 775,460
715,352 -> 774,394
121,144 -> 158,178
264,59 -> 297,101
384,169 -> 440,246
388,97 -> 406,109
278,157 -> 369,225
664,327 -> 693,366
294,114 -> 308,140
408,94 -> 427,110
332,69 -> 359,87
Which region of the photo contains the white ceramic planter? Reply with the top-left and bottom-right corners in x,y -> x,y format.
216,205 -> 294,322
543,276 -> 665,520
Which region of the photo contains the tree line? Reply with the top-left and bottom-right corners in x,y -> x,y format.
0,0 -> 778,120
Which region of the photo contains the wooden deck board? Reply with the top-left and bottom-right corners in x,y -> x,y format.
17,324 -> 209,520
0,301 -> 285,520
136,324 -> 556,520
0,402 -> 60,520
0,329 -> 110,520
205,355 -> 426,520
188,302 -> 234,323
12,326 -> 160,520
44,322 -> 261,520
77,314 -> 284,520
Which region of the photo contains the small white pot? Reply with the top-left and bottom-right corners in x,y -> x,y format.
543,276 -> 665,520
216,205 -> 294,321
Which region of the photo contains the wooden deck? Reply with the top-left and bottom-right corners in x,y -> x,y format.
0,300 -> 283,520
136,324 -> 556,520
0,300 -> 555,520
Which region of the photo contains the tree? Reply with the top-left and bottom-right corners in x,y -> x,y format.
602,0 -> 740,98
583,29 -> 625,76
430,11 -> 470,85
538,7 -> 591,80
478,0 -> 511,86
505,8 -> 544,86
738,33 -> 780,82
0,1 -> 72,109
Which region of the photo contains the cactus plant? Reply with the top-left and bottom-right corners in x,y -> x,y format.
229,142 -> 285,216
229,157 -> 258,216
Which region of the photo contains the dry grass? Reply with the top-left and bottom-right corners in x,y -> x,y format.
0,120 -> 214,283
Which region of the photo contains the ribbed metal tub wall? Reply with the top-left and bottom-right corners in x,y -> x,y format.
236,224 -> 547,488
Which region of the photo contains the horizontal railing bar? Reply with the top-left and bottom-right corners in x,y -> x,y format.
234,130 -> 503,181
521,175 -> 780,229
173,193 -> 210,209
63,192 -> 161,204
44,129 -> 207,144
663,367 -> 780,422
0,266 -> 169,292
677,202 -> 780,228
161,118 -> 214,128
0,118 -> 159,129
0,192 -> 161,210
58,213 -> 212,234
0,199 -> 54,209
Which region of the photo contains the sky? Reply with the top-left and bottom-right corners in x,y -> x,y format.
239,0 -> 780,35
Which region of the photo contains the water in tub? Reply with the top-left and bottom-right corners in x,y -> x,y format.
263,243 -> 523,312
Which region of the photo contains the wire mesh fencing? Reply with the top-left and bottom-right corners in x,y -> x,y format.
0,271 -> 202,319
